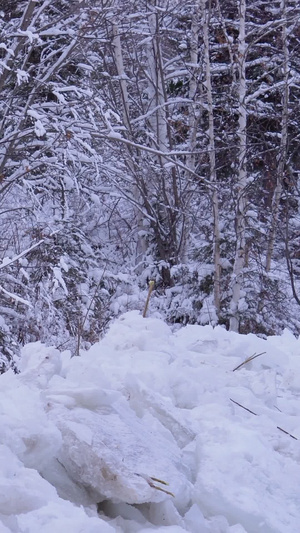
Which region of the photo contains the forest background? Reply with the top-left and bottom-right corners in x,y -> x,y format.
0,0 -> 299,370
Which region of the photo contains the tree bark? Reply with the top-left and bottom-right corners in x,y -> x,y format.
265,0 -> 289,272
229,0 -> 247,332
201,0 -> 221,317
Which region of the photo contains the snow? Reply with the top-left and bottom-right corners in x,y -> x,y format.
52,266 -> 68,296
34,119 -> 46,138
0,284 -> 32,308
16,70 -> 29,85
0,311 -> 300,532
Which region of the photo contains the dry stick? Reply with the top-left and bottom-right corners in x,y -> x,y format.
230,398 -> 298,440
277,426 -> 298,440
150,476 -> 169,486
232,351 -> 266,372
143,280 -> 155,318
148,484 -> 174,498
230,398 -> 257,416
135,473 -> 174,497
148,476 -> 174,497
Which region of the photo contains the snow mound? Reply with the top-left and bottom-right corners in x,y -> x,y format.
0,310 -> 300,532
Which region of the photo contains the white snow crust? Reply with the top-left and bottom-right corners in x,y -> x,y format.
0,311 -> 299,532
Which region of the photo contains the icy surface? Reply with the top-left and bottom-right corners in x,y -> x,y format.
0,311 -> 300,531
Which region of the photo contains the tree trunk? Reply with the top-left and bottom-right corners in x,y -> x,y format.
229,0 -> 247,332
112,22 -> 147,269
201,0 -> 221,317
265,0 -> 289,272
180,1 -> 203,264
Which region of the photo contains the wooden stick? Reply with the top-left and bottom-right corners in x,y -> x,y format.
143,280 -> 155,318
230,398 -> 257,416
277,426 -> 298,440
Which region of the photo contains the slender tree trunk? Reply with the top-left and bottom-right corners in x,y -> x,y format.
147,12 -> 168,156
186,1 -> 201,175
180,1 -> 203,264
216,0 -> 237,85
265,0 -> 289,272
201,0 -> 221,316
229,0 -> 247,332
112,23 -> 131,134
146,7 -> 179,267
112,22 -> 147,267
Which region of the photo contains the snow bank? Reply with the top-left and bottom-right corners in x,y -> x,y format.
0,311 -> 299,532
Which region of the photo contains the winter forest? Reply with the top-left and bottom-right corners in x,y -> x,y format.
0,0 -> 300,370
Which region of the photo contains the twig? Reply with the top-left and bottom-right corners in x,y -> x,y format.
75,264 -> 107,357
148,483 -> 174,497
150,476 -> 169,486
232,351 -> 266,372
0,284 -> 32,308
0,229 -> 60,271
277,426 -> 298,440
230,398 -> 257,416
135,473 -> 174,497
230,398 -> 298,440
55,338 -> 71,350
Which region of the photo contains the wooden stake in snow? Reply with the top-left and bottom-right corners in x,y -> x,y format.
143,280 -> 155,318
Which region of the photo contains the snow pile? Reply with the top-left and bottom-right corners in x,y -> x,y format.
0,311 -> 300,532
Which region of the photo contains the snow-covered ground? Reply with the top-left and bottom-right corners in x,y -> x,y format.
0,311 -> 300,533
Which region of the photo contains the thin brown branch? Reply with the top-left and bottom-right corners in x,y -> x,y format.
232,351 -> 266,372
230,398 -> 258,416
